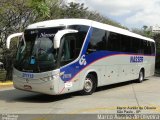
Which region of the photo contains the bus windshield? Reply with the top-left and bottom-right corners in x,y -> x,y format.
14,27 -> 64,72
14,25 -> 89,73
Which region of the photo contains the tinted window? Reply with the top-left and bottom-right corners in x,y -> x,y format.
60,35 -> 76,66
15,27 -> 65,73
131,38 -> 140,53
138,39 -> 144,54
107,32 -> 121,51
143,40 -> 148,54
151,42 -> 155,55
87,28 -> 106,54
148,41 -> 152,54
86,27 -> 154,55
121,35 -> 132,52
68,25 -> 89,57
68,25 -> 89,32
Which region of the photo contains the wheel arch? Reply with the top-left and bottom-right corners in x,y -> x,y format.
81,69 -> 98,88
88,71 -> 98,87
140,67 -> 145,78
80,69 -> 98,95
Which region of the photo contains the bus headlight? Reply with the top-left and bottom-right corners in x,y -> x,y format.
40,72 -> 64,82
53,72 -> 64,79
40,76 -> 53,82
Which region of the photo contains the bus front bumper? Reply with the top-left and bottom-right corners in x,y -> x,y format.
13,75 -> 59,95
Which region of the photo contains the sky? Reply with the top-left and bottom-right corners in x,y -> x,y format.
66,0 -> 160,29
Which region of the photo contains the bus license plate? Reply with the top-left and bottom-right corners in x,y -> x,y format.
24,85 -> 32,90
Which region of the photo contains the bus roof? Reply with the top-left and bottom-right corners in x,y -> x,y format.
27,19 -> 154,42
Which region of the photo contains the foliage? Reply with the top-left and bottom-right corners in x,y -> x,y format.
0,0 -> 52,79
0,0 -> 54,48
153,33 -> 160,69
0,0 -> 129,80
0,0 -> 30,48
132,26 -> 153,38
61,2 -> 88,18
59,2 -> 127,29
0,0 -> 33,79
30,0 -> 50,17
1,0 -> 159,79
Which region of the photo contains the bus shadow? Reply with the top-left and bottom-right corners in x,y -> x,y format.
0,79 -> 149,103
96,79 -> 149,92
0,88 -> 79,103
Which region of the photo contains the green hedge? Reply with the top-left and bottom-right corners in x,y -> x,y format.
0,70 -> 6,81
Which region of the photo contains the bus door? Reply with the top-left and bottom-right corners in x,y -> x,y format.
59,34 -> 80,93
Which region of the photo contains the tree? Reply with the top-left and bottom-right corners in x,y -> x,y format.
59,2 -> 127,29
143,25 -> 148,31
0,0 -> 54,80
132,26 -> 153,38
0,0 -> 54,48
153,33 -> 160,69
0,0 -> 129,80
60,2 -> 88,18
132,28 -> 146,36
0,0 -> 34,79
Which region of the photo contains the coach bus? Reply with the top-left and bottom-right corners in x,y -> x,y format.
6,19 -> 155,95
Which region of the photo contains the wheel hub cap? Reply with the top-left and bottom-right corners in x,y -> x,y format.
84,78 -> 93,92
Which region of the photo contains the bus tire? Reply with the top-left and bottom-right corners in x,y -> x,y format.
80,74 -> 97,95
137,70 -> 144,83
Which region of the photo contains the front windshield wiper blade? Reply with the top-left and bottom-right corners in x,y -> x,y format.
35,36 -> 41,72
21,34 -> 26,53
17,34 -> 27,66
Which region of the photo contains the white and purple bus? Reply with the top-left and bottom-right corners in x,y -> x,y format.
7,19 -> 155,95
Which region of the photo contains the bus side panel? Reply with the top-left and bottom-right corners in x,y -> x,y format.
78,53 -> 155,88
143,56 -> 155,77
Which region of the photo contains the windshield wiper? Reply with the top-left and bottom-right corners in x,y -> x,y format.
35,37 -> 41,72
21,34 -> 26,53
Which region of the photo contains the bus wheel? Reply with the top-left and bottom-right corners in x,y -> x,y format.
80,74 -> 97,95
137,70 -> 144,83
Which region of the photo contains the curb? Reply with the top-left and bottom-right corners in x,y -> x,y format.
0,81 -> 13,88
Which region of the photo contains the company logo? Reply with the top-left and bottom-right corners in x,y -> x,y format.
40,33 -> 55,38
79,55 -> 87,66
130,56 -> 143,63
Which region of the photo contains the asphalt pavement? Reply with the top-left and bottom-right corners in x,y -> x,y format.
0,76 -> 160,120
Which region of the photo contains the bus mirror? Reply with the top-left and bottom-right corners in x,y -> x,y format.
6,32 -> 23,49
54,29 -> 78,49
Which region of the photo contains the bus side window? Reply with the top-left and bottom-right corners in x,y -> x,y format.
138,39 -> 144,54
143,40 -> 149,54
106,32 -> 121,52
86,28 -> 106,54
75,32 -> 86,58
151,42 -> 155,55
60,35 -> 76,66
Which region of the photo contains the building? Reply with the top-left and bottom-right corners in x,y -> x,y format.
151,25 -> 160,33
